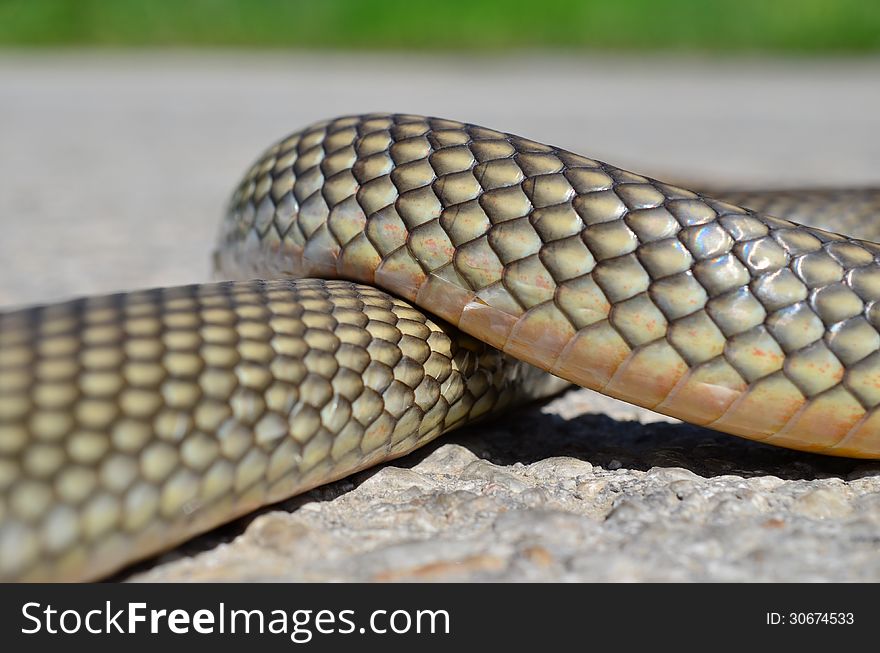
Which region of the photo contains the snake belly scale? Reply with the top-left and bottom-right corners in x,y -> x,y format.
2,113 -> 880,581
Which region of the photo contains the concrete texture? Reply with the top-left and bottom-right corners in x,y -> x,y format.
2,52 -> 879,581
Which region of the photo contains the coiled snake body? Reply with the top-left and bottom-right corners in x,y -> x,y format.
3,114 -> 880,581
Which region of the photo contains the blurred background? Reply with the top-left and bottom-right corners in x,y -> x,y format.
2,0 -> 878,51
1,0 -> 879,307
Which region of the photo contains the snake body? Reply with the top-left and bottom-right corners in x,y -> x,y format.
3,113 -> 880,581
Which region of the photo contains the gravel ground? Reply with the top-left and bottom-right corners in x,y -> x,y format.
2,52 -> 879,581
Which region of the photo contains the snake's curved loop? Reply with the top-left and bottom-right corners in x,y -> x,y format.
3,113 -> 880,581
218,114 -> 880,460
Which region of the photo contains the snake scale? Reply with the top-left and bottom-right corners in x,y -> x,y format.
2,113 -> 880,582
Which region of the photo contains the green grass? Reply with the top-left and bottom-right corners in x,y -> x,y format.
1,0 -> 879,52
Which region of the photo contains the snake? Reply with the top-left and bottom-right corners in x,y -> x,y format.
2,113 -> 880,582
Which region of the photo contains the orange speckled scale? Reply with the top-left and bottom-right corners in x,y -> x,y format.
458,301 -> 518,350
656,358 -> 747,426
551,322 -> 631,391
503,303 -> 576,365
765,386 -> 865,451
833,409 -> 880,457
607,340 -> 690,407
